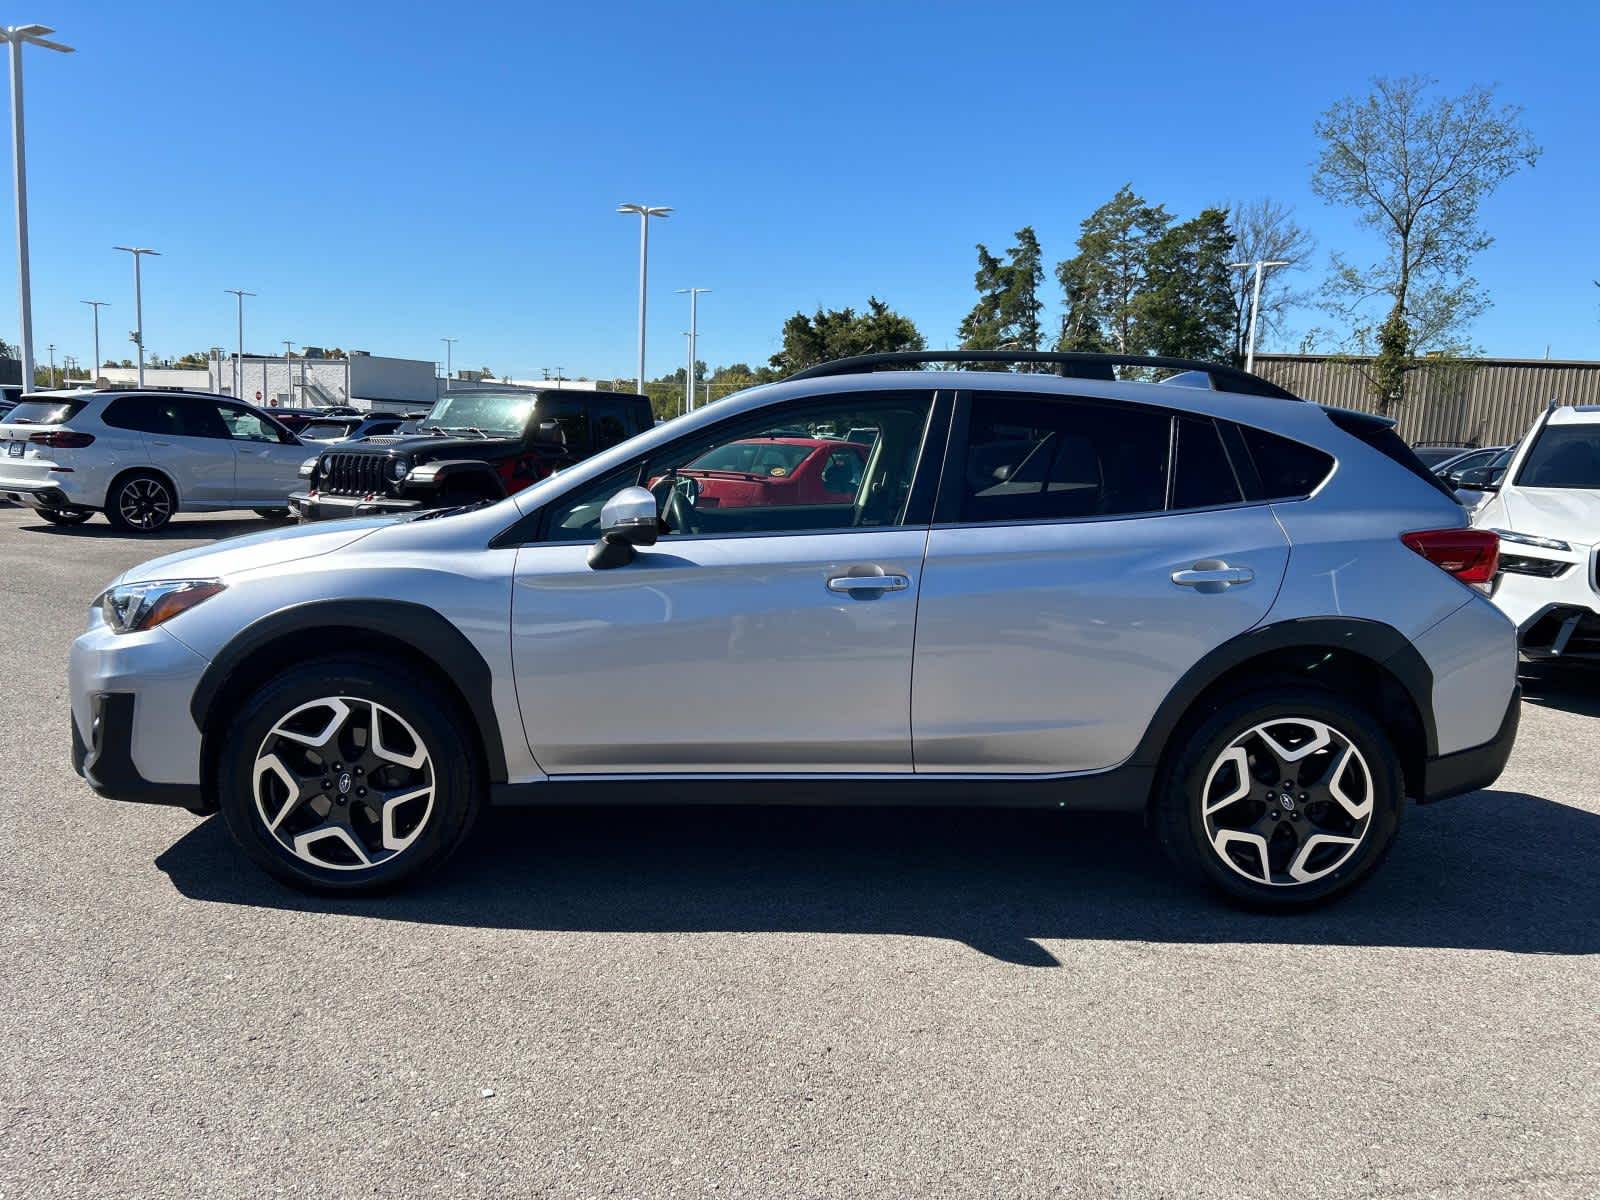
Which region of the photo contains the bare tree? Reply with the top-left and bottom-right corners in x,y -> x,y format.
1312,75 -> 1540,410
1228,199 -> 1316,363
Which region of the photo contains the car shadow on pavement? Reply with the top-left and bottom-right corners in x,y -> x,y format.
1519,663 -> 1600,719
155,788 -> 1600,966
15,516 -> 271,540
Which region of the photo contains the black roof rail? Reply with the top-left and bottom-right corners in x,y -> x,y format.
786,350 -> 1300,400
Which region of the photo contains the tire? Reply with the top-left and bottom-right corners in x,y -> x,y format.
253,507 -> 293,521
1153,686 -> 1403,910
36,507 -> 94,525
215,654 -> 484,894
104,471 -> 176,533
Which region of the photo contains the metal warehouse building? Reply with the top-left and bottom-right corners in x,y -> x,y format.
1254,353 -> 1600,446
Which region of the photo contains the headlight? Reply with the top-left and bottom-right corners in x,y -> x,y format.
298,455 -> 319,478
390,457 -> 411,482
1490,528 -> 1571,552
95,579 -> 225,634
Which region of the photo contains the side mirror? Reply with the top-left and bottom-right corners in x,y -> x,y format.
588,485 -> 658,569
1454,468 -> 1500,493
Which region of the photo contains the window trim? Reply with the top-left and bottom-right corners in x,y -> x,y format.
491,388 -> 951,548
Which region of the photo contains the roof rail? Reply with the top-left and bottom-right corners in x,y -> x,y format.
786,350 -> 1300,400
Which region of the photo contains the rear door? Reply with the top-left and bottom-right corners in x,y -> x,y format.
140,395 -> 236,504
912,392 -> 1290,774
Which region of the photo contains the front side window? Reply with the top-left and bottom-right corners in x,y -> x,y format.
960,394 -> 1170,523
219,406 -> 287,442
1515,425 -> 1600,489
541,392 -> 933,542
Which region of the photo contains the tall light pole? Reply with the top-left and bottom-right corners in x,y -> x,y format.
617,203 -> 671,393
282,340 -> 295,407
80,299 -> 107,383
113,246 -> 158,387
224,288 -> 255,398
2,25 -> 72,397
677,287 -> 710,414
45,340 -> 54,386
1229,259 -> 1290,374
441,337 -> 457,391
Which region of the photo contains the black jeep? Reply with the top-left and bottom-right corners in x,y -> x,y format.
289,388 -> 653,521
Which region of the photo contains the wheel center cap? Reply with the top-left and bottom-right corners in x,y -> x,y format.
338,772 -> 353,795
1278,792 -> 1296,811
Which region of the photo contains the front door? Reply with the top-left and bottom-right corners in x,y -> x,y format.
218,403 -> 307,502
510,390 -> 941,775
912,392 -> 1291,774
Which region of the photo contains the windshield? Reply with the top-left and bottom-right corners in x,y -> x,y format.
1516,425 -> 1600,488
299,420 -> 354,440
422,392 -> 533,434
3,399 -> 87,425
686,440 -> 814,476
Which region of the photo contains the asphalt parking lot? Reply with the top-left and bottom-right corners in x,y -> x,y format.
1,505 -> 1597,1199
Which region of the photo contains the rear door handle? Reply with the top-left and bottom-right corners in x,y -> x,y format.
1171,561 -> 1254,593
827,573 -> 910,594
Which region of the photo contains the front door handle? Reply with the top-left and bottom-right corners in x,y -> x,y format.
826,573 -> 910,594
1171,560 -> 1254,593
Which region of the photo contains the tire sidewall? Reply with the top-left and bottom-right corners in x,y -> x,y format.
216,657 -> 481,893
1161,688 -> 1403,908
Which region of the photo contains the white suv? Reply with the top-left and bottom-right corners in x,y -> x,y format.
0,390 -> 308,532
1469,404 -> 1600,659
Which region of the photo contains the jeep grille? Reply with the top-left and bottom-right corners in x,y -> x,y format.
320,452 -> 389,496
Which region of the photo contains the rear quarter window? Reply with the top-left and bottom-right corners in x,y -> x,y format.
4,399 -> 87,425
1238,425 -> 1336,500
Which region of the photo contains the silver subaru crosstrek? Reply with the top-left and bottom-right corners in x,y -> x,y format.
70,352 -> 1520,909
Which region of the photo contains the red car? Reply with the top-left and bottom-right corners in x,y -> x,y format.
665,437 -> 868,508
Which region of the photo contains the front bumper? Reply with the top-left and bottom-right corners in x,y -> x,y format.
1419,685 -> 1520,804
290,490 -> 421,522
72,693 -> 207,812
1487,546 -> 1600,657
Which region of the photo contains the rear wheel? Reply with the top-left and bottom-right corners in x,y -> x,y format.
1153,687 -> 1403,909
36,506 -> 93,525
104,471 -> 175,533
216,656 -> 483,893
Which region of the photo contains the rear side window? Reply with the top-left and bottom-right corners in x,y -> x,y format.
1170,416 -> 1244,510
103,397 -> 181,435
961,394 -> 1169,523
4,399 -> 86,425
1239,425 -> 1336,499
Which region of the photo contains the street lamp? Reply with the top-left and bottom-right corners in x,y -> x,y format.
80,299 -> 107,383
441,337 -> 457,391
617,203 -> 671,393
224,289 -> 255,399
676,287 -> 710,414
1,24 -> 72,398
113,246 -> 159,387
1229,259 -> 1290,374
45,340 -> 53,386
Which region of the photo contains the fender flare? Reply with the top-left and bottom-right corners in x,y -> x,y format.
189,598 -> 508,782
1127,615 -> 1437,767
403,459 -> 508,499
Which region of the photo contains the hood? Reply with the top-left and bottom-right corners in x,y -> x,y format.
1501,487 -> 1600,547
328,432 -> 520,458
119,517 -> 393,585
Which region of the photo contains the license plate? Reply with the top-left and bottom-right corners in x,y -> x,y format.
6,440 -> 21,458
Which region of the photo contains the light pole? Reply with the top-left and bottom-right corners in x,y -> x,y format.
1229,259 -> 1290,374
441,337 -> 457,391
617,203 -> 671,393
224,289 -> 255,398
113,246 -> 159,387
282,340 -> 295,406
80,299 -> 107,383
2,25 -> 72,398
45,341 -> 54,386
676,287 -> 710,414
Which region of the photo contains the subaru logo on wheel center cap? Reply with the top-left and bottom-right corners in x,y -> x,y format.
338,773 -> 353,795
1279,792 -> 1296,811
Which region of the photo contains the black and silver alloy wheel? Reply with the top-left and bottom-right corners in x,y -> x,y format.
1199,718 -> 1372,887
107,474 -> 175,532
1153,686 -> 1402,909
252,696 -> 435,872
218,655 -> 482,893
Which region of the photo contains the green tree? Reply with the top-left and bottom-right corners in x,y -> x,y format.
1312,75 -> 1540,410
173,350 -> 211,368
1134,208 -> 1237,360
1055,185 -> 1170,352
768,297 -> 925,374
958,226 -> 1046,354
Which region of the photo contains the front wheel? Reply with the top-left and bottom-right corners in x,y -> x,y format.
216,656 -> 483,893
1153,687 -> 1403,909
253,507 -> 293,521
104,472 -> 176,533
36,507 -> 94,525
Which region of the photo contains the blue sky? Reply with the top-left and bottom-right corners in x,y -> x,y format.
7,0 -> 1597,381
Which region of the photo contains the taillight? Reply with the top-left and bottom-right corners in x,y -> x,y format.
1401,528 -> 1499,585
29,430 -> 95,449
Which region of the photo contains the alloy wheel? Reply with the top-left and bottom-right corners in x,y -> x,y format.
252,696 -> 436,872
118,479 -> 172,530
1199,717 -> 1373,887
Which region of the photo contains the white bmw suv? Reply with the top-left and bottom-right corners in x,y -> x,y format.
1469,403 -> 1600,659
0,390 -> 308,532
